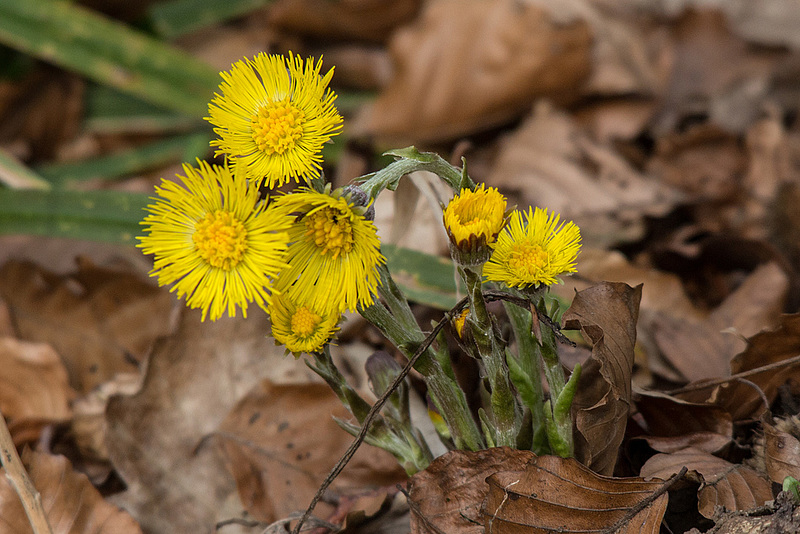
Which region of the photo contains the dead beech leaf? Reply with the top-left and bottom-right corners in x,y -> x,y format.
268,0 -> 421,43
635,391 -> 733,441
0,337 -> 74,444
565,282 -> 642,476
651,262 -> 788,382
408,448 -> 535,534
105,307 -> 295,533
640,447 -> 773,518
0,450 -> 142,533
483,455 -> 668,534
762,416 -> 800,485
488,103 -> 679,248
0,259 -> 175,394
215,380 -> 406,523
352,0 -> 591,144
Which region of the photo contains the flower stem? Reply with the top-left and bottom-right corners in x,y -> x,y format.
460,266 -> 519,447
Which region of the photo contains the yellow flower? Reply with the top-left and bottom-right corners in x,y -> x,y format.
484,207 -> 581,288
138,161 -> 290,321
269,292 -> 340,356
443,184 -> 509,265
273,185 -> 384,314
206,52 -> 343,187
453,307 -> 470,339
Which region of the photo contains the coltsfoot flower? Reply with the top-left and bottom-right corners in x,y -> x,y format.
138,160 -> 290,321
443,184 -> 509,265
206,52 -> 343,187
484,207 -> 581,288
269,292 -> 340,356
273,185 -> 384,314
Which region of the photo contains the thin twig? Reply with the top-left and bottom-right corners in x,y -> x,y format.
291,308 -> 457,534
482,291 -> 576,347
668,354 -> 800,395
0,410 -> 53,534
600,466 -> 688,534
396,485 -> 448,534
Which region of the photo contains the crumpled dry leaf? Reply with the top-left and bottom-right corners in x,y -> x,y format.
0,450 -> 142,533
0,259 -> 176,394
488,103 -> 679,248
105,307 -> 295,533
650,262 -> 788,382
762,416 -> 800,485
407,448 -> 535,534
352,0 -> 592,144
565,282 -> 642,476
215,379 -> 407,523
0,337 -> 74,444
267,0 -> 422,43
640,447 -> 773,518
483,455 -> 668,533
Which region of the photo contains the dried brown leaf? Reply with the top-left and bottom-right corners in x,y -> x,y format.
352,0 -> 591,144
635,391 -> 733,441
105,308 -> 293,533
565,282 -> 642,475
0,450 -> 142,533
0,259 -> 175,394
0,337 -> 74,444
407,448 -> 535,534
483,455 -> 668,534
215,380 -> 406,523
640,447 -> 773,518
762,417 -> 800,485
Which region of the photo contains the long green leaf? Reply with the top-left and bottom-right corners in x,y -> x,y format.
0,0 -> 220,116
148,0 -> 273,39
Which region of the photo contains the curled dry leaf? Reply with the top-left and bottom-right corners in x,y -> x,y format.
634,391 -> 732,455
105,308 -> 291,533
407,448 -> 535,534
0,259 -> 175,394
0,337 -> 74,445
215,379 -> 407,524
352,0 -> 591,144
640,447 -> 773,519
483,455 -> 668,534
565,282 -> 642,476
761,416 -> 800,485
0,450 -> 142,533
650,262 -> 788,383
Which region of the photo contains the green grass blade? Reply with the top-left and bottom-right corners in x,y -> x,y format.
0,0 -> 221,116
382,244 -> 458,310
0,148 -> 51,190
35,132 -> 212,185
148,0 -> 273,39
0,189 -> 149,244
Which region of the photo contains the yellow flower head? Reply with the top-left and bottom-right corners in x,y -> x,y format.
206,52 -> 343,188
484,207 -> 581,288
137,161 -> 290,321
443,184 -> 509,265
269,292 -> 339,356
273,185 -> 384,314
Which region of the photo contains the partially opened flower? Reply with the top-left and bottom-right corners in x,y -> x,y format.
484,207 -> 581,289
443,184 -> 509,265
138,161 -> 290,321
207,52 -> 343,187
269,292 -> 340,356
273,185 -> 384,314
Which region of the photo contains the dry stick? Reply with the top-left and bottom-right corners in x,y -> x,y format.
600,466 -> 688,534
291,306 -> 459,534
668,354 -> 800,395
0,410 -> 53,534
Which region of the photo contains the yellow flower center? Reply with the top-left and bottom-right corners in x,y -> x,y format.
304,207 -> 354,259
291,306 -> 322,338
444,186 -> 507,245
193,210 -> 248,271
251,98 -> 305,155
508,243 -> 549,279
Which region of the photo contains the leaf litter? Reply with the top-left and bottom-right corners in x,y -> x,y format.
5,0 -> 800,533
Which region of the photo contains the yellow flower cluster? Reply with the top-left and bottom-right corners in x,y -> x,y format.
442,187 -> 581,288
139,53 -> 382,357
